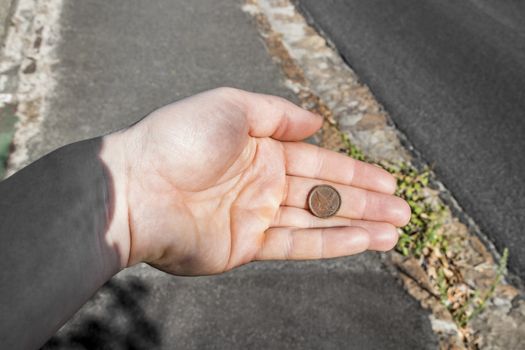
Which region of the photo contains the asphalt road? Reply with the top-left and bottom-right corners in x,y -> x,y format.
297,0 -> 525,281
31,0 -> 436,348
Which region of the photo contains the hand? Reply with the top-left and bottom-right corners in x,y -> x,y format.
104,88 -> 410,276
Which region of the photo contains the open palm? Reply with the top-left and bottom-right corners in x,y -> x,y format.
121,88 -> 410,275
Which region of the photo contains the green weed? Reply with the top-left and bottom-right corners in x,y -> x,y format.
0,105 -> 18,179
341,133 -> 508,334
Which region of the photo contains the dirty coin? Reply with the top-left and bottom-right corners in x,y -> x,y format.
307,185 -> 341,218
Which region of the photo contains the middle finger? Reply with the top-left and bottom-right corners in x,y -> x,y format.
283,176 -> 410,227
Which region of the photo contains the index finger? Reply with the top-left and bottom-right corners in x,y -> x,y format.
283,142 -> 396,194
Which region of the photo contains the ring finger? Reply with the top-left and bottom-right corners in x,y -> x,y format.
271,206 -> 399,251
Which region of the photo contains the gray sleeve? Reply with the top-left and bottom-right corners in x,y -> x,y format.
0,137 -> 121,350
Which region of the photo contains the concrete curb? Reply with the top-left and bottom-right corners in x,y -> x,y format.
0,0 -> 64,177
0,0 -> 15,44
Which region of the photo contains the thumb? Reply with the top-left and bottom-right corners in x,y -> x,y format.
223,88 -> 323,141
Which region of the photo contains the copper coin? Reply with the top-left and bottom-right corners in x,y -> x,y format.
307,185 -> 341,218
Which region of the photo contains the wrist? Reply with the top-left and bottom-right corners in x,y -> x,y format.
99,131 -> 132,269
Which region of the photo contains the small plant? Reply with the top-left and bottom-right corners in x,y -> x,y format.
453,248 -> 509,328
341,133 -> 365,161
387,163 -> 447,257
0,105 -> 18,179
0,131 -> 13,178
340,133 -> 509,342
343,133 -> 447,258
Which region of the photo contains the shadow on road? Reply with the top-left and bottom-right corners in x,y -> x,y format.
41,276 -> 161,350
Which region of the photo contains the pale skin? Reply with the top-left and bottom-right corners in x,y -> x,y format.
102,87 -> 411,276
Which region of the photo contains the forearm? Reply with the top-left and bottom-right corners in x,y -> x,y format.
0,135 -> 129,349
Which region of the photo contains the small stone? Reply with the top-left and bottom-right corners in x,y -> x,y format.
354,113 -> 387,131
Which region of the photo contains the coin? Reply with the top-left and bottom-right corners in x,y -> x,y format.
307,185 -> 341,218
